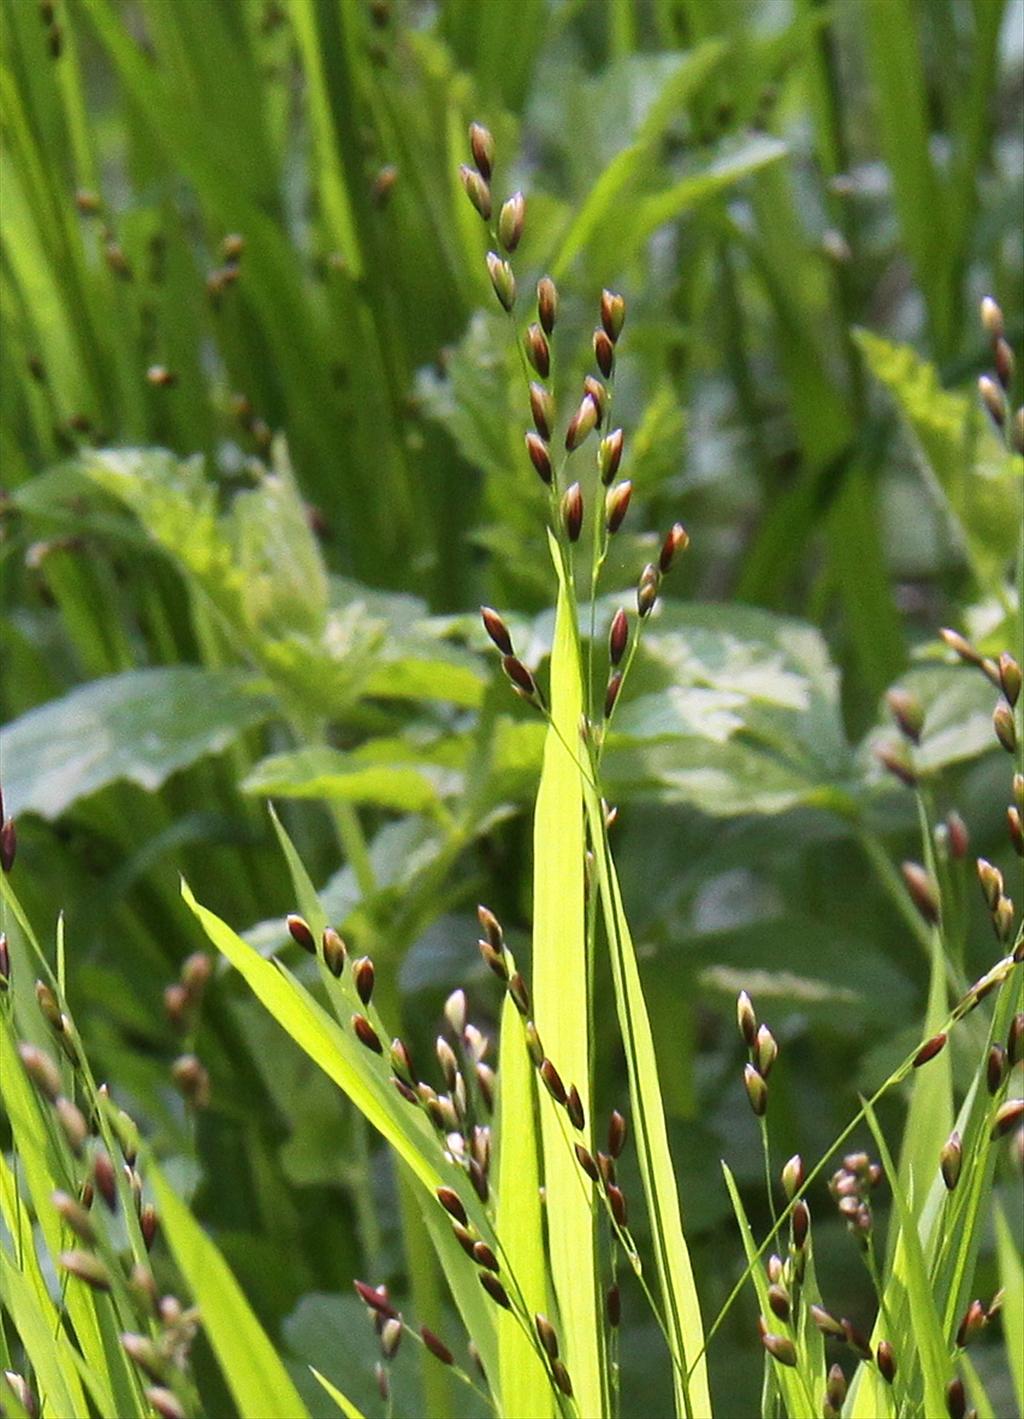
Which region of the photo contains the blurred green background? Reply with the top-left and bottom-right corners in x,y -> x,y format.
1,0 -> 1021,1413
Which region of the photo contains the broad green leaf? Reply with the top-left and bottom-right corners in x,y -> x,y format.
995,1202 -> 1024,1416
495,994 -> 552,1418
310,1367 -> 368,1419
855,331 -> 1021,589
532,553 -> 603,1419
721,1164 -> 816,1419
148,1157 -> 310,1419
860,665 -> 999,779
244,747 -> 446,813
0,668 -> 273,820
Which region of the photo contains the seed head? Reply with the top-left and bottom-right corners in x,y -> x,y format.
791,1200 -> 810,1250
993,895 -> 1014,942
945,811 -> 970,860
486,252 -> 515,311
0,823 -> 17,874
537,276 -> 558,334
421,1325 -> 453,1364
736,990 -> 757,1047
659,523 -> 689,574
575,1143 -> 599,1182
607,1184 -> 628,1227
913,1032 -> 947,1067
956,1298 -> 987,1349
525,431 -> 552,484
171,1055 -> 210,1109
980,296 -> 1004,338
781,1154 -> 804,1201
876,1341 -> 897,1383
991,1098 -> 1024,1138
599,427 -> 624,484
593,328 -> 614,378
941,1131 -> 963,1190
528,382 -> 554,439
1008,1012 -> 1024,1067
607,1109 -> 628,1160
767,1283 -> 790,1322
562,482 -> 584,542
606,1282 -> 621,1327
52,1190 -> 96,1245
18,1043 -> 61,1100
535,1313 -> 559,1359
605,480 -> 632,534
995,337 -> 1015,389
604,672 -> 623,718
886,687 -> 924,743
140,1204 -> 158,1251
35,980 -> 63,1032
827,1363 -> 847,1408
993,700 -> 1017,753
977,858 -> 1003,910
524,1021 -> 544,1066
498,192 -> 525,252
760,1331 -> 797,1367
842,1318 -> 873,1360
900,861 -> 940,925
61,1250 -> 110,1291
468,123 -> 494,180
472,1240 -> 499,1273
979,374 -> 1006,427
286,914 -> 316,954
502,654 -> 541,704
755,1024 -> 778,1077
479,1272 -> 510,1308
353,956 -> 375,1005
566,1085 -> 585,1130
380,1317 -> 402,1359
436,1186 -> 468,1225
583,375 -> 607,425
875,742 -> 917,787
609,609 -> 629,666
322,926 -> 347,977
637,563 -> 660,617
508,971 -> 530,1016
987,1044 -> 1008,1095
947,1377 -> 967,1419
810,1304 -> 844,1338
540,1058 -> 567,1106
600,289 -> 626,342
1008,806 -> 1023,857
744,1063 -> 768,1116
352,1014 -> 383,1054
565,393 -> 599,451
443,988 -> 467,1036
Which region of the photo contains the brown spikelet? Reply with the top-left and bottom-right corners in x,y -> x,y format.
352,1014 -> 383,1054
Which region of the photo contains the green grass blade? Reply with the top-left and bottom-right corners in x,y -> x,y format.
862,1096 -> 950,1419
495,994 -> 553,1418
309,1366 -> 368,1419
533,565 -> 603,1418
585,808 -> 712,1418
894,923 -> 953,1236
0,1256 -> 85,1419
994,1202 -> 1023,1415
147,1156 -> 309,1419
721,1164 -> 816,1419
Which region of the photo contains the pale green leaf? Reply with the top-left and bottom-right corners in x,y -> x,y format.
0,668 -> 273,820
244,747 -> 445,812
309,1367 -> 368,1419
148,1157 -> 310,1419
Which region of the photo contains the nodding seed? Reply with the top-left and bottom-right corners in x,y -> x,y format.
946,1378 -> 966,1419
145,1388 -> 186,1419
956,1299 -> 986,1349
991,1098 -> 1024,1138
524,1022 -> 544,1066
18,1043 -> 62,1101
761,1331 -> 797,1366
502,654 -> 539,699
575,1143 -> 599,1182
607,1184 -> 627,1228
987,1044 -> 1008,1094
565,393 -> 598,451
913,1032 -> 947,1067
736,990 -> 757,1047
140,1205 -> 158,1251
791,1200 -> 810,1250
60,1250 -> 111,1291
380,1316 -> 402,1359
1008,1012 -> 1024,1067
436,1037 -> 458,1089
600,289 -> 626,342
374,1362 -> 389,1402
481,606 -> 514,656
659,522 -> 689,573
605,480 -> 632,534
389,1038 -> 415,1080
562,482 -> 584,542
606,1282 -> 621,1327
539,1059 -> 567,1105
604,673 -> 622,718
477,905 -> 503,949
472,1240 -> 499,1272
535,1313 -> 559,1359
525,325 -> 551,379
841,1318 -> 873,1360
468,1157 -> 489,1202
551,1360 -> 574,1398
436,1186 -> 467,1226
352,1014 -> 383,1054
476,1062 -> 495,1110
537,277 -> 558,335
993,701 -> 1017,753
459,165 -> 492,220
353,957 -> 375,1005
508,972 -> 530,1016
876,1341 -> 897,1383
468,122 -> 494,181
286,914 -> 316,953
781,1154 -> 803,1201
885,687 -> 924,743
593,328 -> 614,377
52,1191 -> 96,1245
354,1280 -> 398,1317
498,192 -> 525,253
480,940 -> 509,981
597,1151 -> 616,1187
452,1221 -> 477,1257
941,1130 -> 962,1190
876,742 -> 917,787
566,1085 -> 585,1130
392,1077 -> 418,1105
35,981 -> 63,1032
755,1024 -> 778,1077
322,927 -> 346,976
599,428 -> 624,484
810,1304 -> 844,1338
486,252 -> 515,312
901,861 -> 940,924
479,1271 -> 510,1308
609,609 -> 628,666
743,1063 -> 767,1116
444,988 -> 467,1035
583,375 -> 607,424
421,1326 -> 454,1365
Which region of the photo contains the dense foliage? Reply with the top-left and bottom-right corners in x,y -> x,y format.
1,2 -> 1022,1417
